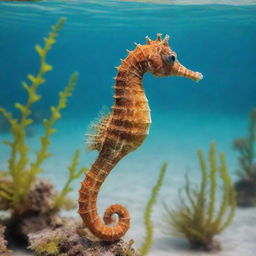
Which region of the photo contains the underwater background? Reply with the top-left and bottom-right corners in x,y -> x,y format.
0,0 -> 256,255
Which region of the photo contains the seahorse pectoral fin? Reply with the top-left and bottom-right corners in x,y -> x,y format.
86,112 -> 111,151
171,61 -> 203,82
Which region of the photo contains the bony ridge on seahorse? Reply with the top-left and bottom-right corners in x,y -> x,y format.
78,34 -> 203,241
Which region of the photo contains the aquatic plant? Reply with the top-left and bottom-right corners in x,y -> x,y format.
233,108 -> 256,206
79,34 -> 203,241
163,142 -> 236,251
0,17 -> 84,214
138,163 -> 167,256
54,149 -> 87,210
233,109 -> 256,178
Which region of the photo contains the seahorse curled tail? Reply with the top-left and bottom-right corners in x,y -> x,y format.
78,147 -> 130,241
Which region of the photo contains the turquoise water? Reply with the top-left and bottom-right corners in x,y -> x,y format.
0,1 -> 256,255
1,1 -> 256,116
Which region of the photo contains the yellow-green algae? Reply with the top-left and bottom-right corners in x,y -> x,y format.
233,108 -> 256,206
233,108 -> 256,178
34,237 -> 60,256
138,163 -> 167,256
164,142 -> 236,251
55,149 -> 87,210
0,17 -> 85,214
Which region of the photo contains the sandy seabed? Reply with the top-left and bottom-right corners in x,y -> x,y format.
2,110 -> 256,256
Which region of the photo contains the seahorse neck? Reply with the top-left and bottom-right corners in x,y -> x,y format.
113,68 -> 149,112
113,49 -> 150,111
112,49 -> 151,135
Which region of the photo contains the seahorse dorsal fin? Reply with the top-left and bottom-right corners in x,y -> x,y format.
145,35 -> 152,45
85,107 -> 111,151
162,35 -> 170,46
157,33 -> 162,41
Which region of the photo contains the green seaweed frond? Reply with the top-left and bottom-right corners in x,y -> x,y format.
206,142 -> 217,225
139,163 -> 167,256
163,142 -> 236,251
54,149 -> 87,210
233,108 -> 256,177
0,17 -> 80,213
24,72 -> 79,194
214,152 -> 236,232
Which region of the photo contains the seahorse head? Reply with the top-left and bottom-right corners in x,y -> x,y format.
145,34 -> 203,82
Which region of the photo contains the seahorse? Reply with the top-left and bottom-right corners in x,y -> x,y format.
79,34 -> 203,241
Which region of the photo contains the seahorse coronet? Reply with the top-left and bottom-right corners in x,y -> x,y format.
78,34 -> 203,241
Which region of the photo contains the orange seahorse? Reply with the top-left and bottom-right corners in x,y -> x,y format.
79,34 -> 203,241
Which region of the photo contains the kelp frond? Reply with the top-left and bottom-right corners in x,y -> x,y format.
54,149 -> 87,210
233,109 -> 256,206
24,72 -> 79,195
0,17 -> 82,213
164,142 -> 236,251
233,108 -> 256,177
139,163 -> 167,256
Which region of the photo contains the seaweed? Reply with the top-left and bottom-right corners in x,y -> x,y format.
54,149 -> 87,210
138,163 -> 167,256
0,17 -> 86,253
233,109 -> 256,206
163,142 -> 236,251
233,109 -> 256,178
0,17 -> 84,215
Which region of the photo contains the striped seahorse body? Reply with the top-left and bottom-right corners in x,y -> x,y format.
79,34 -> 203,241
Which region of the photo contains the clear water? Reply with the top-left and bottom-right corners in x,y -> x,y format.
0,1 -> 256,255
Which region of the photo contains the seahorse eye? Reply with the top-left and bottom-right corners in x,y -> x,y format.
167,54 -> 176,64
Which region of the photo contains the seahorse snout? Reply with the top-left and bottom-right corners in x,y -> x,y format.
191,71 -> 203,82
172,62 -> 203,82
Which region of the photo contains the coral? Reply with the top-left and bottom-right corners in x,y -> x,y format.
233,109 -> 256,206
2,179 -> 60,248
3,174 -> 85,247
0,225 -> 11,256
138,163 -> 167,256
163,142 -> 236,251
0,17 -> 83,216
28,217 -> 138,256
26,179 -> 57,215
3,178 -> 85,250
